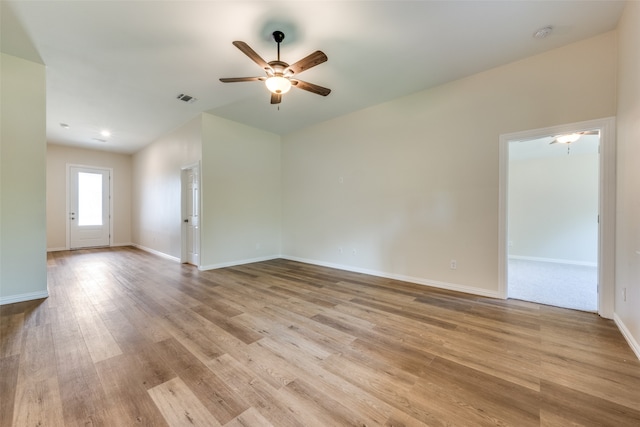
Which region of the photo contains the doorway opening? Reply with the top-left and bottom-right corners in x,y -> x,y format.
508,131 -> 599,311
68,165 -> 112,249
499,118 -> 616,318
181,163 -> 200,266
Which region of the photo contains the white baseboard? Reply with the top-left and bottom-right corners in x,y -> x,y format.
199,255 -> 280,271
47,247 -> 67,252
509,255 -> 597,267
47,243 -> 133,252
131,244 -> 181,262
280,255 -> 501,299
111,242 -> 134,248
614,313 -> 640,361
0,290 -> 49,306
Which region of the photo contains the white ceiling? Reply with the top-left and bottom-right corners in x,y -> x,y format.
1,1 -> 626,154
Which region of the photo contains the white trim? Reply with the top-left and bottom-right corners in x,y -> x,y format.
110,242 -> 134,248
132,244 -> 181,262
0,290 -> 49,305
508,255 -> 597,268
199,255 -> 280,271
281,255 -> 501,299
48,242 -> 132,252
598,118 -> 617,319
614,313 -> 640,361
498,134 -> 508,299
499,117 -> 616,319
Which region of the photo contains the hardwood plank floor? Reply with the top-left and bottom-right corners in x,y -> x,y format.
2,246 -> 640,426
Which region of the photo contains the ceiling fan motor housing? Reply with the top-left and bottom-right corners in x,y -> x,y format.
268,60 -> 290,76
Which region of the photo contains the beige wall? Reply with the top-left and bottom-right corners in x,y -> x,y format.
0,53 -> 47,304
282,32 -> 617,296
200,113 -> 281,268
46,144 -> 132,250
615,1 -> 640,357
131,116 -> 202,258
131,113 -> 281,268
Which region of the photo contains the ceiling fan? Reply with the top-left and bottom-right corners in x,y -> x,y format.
219,31 -> 331,105
549,130 -> 600,154
549,130 -> 599,144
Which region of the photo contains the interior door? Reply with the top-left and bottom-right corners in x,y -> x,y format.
69,166 -> 111,249
183,166 -> 200,266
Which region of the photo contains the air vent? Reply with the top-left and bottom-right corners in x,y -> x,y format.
533,26 -> 553,39
177,93 -> 197,104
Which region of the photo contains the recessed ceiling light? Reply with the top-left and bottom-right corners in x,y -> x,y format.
533,26 -> 553,39
60,123 -> 70,129
100,130 -> 111,138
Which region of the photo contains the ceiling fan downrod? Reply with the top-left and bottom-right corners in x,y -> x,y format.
273,31 -> 285,61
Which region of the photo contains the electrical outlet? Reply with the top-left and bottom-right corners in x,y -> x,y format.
450,259 -> 457,270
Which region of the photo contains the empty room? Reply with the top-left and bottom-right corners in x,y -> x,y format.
1,1 -> 639,426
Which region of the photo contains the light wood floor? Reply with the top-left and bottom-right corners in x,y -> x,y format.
2,247 -> 640,426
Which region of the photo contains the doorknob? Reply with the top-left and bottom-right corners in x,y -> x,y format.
184,219 -> 189,223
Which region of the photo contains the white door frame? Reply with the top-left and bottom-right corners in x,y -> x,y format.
66,163 -> 114,249
181,162 -> 201,266
498,117 -> 616,319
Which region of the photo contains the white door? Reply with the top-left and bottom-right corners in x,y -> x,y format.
182,166 -> 200,265
69,166 -> 111,249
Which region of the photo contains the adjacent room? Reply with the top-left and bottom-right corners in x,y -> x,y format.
2,1 -> 640,425
507,129 -> 601,312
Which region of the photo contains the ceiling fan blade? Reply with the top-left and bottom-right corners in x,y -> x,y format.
286,51 -> 328,75
549,139 -> 559,144
271,93 -> 282,104
232,41 -> 272,72
291,79 -> 331,96
219,77 -> 264,83
580,130 -> 600,136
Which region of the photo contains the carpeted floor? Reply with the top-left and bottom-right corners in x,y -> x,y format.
508,258 -> 598,312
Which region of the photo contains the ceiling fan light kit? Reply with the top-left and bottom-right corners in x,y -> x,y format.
555,133 -> 581,144
550,130 -> 599,145
220,30 -> 330,105
265,76 -> 292,94
549,130 -> 600,154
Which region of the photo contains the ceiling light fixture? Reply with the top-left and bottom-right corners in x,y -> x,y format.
555,133 -> 581,144
533,26 -> 553,39
265,76 -> 292,94
100,130 -> 111,138
220,30 -> 330,105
